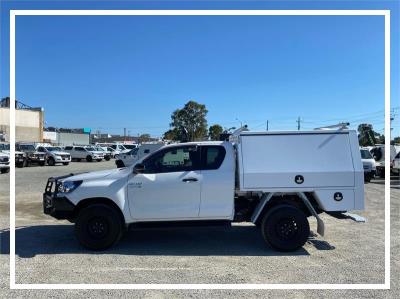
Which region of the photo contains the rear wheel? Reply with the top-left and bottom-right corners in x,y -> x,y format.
1,168 -> 9,174
261,204 -> 310,252
75,204 -> 123,250
86,155 -> 93,162
63,162 -> 69,166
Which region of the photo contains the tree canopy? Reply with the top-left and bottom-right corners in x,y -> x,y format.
164,100 -> 208,142
208,124 -> 223,141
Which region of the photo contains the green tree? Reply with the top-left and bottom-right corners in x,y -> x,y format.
166,100 -> 208,142
139,134 -> 151,143
358,124 -> 377,146
208,124 -> 223,141
163,128 -> 181,141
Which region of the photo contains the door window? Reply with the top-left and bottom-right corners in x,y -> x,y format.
37,147 -> 46,152
200,146 -> 226,170
144,146 -> 199,173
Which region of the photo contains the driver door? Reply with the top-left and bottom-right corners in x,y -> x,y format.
128,145 -> 201,220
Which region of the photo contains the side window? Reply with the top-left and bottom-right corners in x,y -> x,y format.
144,146 -> 199,173
37,147 -> 45,152
201,146 -> 226,170
111,145 -> 117,150
65,146 -> 72,150
76,147 -> 85,151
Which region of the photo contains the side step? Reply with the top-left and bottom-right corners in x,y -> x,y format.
327,212 -> 367,222
129,220 -> 232,230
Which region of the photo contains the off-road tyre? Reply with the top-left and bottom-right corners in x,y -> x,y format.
75,204 -> 123,250
261,204 -> 310,252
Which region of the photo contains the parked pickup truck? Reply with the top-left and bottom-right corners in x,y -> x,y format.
64,146 -> 104,162
43,130 -> 364,252
16,143 -> 46,166
0,142 -> 26,167
36,145 -> 71,166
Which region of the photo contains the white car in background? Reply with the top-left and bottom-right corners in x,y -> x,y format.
0,152 -> 10,174
36,145 -> 71,166
392,151 -> 400,175
0,142 -> 27,168
64,146 -> 104,162
368,145 -> 397,178
93,146 -> 112,161
115,143 -> 164,168
360,148 -> 376,182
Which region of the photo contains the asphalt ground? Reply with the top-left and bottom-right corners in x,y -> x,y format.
0,160 -> 399,298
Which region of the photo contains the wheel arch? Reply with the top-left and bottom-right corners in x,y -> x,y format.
73,197 -> 126,225
254,192 -> 321,225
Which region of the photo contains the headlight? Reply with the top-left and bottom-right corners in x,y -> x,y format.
57,180 -> 82,193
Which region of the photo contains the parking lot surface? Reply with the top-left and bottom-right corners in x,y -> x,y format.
0,161 -> 399,298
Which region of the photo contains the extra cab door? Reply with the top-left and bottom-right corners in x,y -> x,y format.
128,145 -> 201,220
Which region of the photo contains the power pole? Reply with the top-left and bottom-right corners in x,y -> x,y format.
296,117 -> 301,131
266,120 -> 269,131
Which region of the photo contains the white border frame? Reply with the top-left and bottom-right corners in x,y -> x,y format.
9,9 -> 391,290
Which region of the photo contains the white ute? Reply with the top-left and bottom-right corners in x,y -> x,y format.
43,129 -> 364,251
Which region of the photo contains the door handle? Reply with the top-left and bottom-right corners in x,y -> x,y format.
182,178 -> 198,182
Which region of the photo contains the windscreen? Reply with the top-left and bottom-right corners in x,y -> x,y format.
18,144 -> 35,151
46,147 -> 62,152
360,149 -> 373,159
0,144 -> 10,150
123,144 -> 137,150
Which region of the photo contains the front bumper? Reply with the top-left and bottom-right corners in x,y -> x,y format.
0,163 -> 10,169
15,156 -> 25,163
43,193 -> 76,220
29,156 -> 45,162
54,155 -> 71,162
43,174 -> 76,220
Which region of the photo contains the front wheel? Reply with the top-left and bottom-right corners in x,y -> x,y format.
39,161 -> 45,166
1,168 -> 9,174
47,157 -> 55,166
86,155 -> 93,162
105,156 -> 111,161
63,162 -> 69,166
75,204 -> 123,250
261,204 -> 310,252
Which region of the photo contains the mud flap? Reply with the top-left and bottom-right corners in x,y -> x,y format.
297,192 -> 325,237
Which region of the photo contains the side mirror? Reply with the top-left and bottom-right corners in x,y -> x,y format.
134,163 -> 145,173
